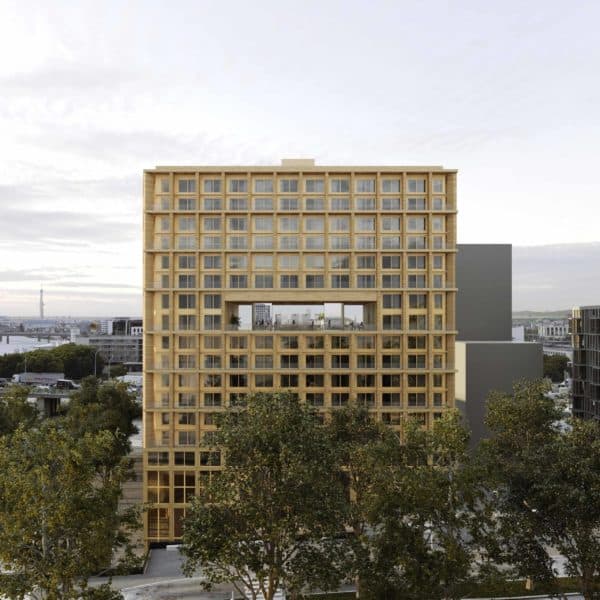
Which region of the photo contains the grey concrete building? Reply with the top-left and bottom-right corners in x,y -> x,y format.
572,305 -> 600,420
456,244 -> 512,341
455,244 -> 542,445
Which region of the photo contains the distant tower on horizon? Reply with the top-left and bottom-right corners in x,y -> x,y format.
40,286 -> 44,320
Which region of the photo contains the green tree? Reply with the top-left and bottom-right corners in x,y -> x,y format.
0,352 -> 23,379
543,354 -> 569,383
63,377 -> 140,476
0,384 -> 39,436
181,392 -> 348,600
0,424 -> 131,600
362,412 -> 484,600
477,379 -> 600,600
17,348 -> 63,373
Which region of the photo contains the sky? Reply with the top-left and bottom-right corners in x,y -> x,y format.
0,0 -> 599,316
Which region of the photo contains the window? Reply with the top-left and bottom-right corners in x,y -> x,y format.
330,236 -> 350,250
229,335 -> 247,349
204,355 -> 221,369
330,178 -> 349,193
305,236 -> 325,249
148,452 -> 169,466
305,179 -> 324,193
408,315 -> 427,330
279,217 -> 300,233
279,255 -> 299,269
357,393 -> 375,407
407,217 -> 426,232
382,197 -> 401,210
383,335 -> 401,349
408,255 -> 426,269
332,274 -> 350,288
280,374 -> 299,387
408,275 -> 426,288
255,255 -> 273,269
203,336 -> 221,349
382,236 -> 401,249
228,255 -> 247,269
228,197 -> 248,210
433,274 -> 443,289
229,275 -> 248,288
330,216 -> 350,232
408,374 -> 427,388
176,235 -> 195,250
254,216 -> 273,232
330,255 -> 350,269
382,255 -> 401,269
203,236 -> 221,249
408,393 -> 426,407
255,336 -> 273,349
178,255 -> 196,269
178,294 -> 196,309
177,197 -> 196,210
382,217 -> 401,232
332,355 -> 350,369
178,336 -> 196,349
159,255 -> 169,269
408,335 -> 427,349
178,274 -> 196,289
229,217 -> 247,231
255,274 -> 273,288
279,179 -> 298,193
383,315 -> 402,330
409,294 -> 427,308
306,355 -> 324,368
382,355 -> 401,369
203,255 -> 221,269
279,236 -> 299,250
433,255 -> 443,269
230,355 -> 248,369
432,197 -> 444,210
383,294 -> 401,309
357,336 -> 375,349
331,374 -> 350,387
203,179 -> 221,193
306,393 -> 324,406
355,178 -> 375,193
432,216 -> 444,232
382,275 -> 401,288
280,275 -> 299,288
255,374 -> 273,387
434,294 -> 443,309
203,315 -> 221,330
204,197 -> 222,211
306,336 -> 324,349
382,374 -> 401,387
332,393 -> 350,407
356,255 -> 375,269
382,179 -> 401,193
355,236 -> 376,249
407,197 -> 426,210
281,355 -> 299,369
305,254 -> 324,269
254,178 -> 273,193
432,177 -> 444,193
254,197 -> 274,210
178,179 -> 196,193
357,355 -> 375,368
228,236 -> 248,250
280,336 -> 299,349
305,197 -> 325,211
357,274 -> 375,288
304,216 -> 325,232
356,197 -> 376,210
407,178 -> 426,193
255,355 -> 273,368
159,178 -> 170,193
407,236 -> 427,249
306,274 -> 324,288
382,393 -> 401,406
229,374 -> 248,387
229,179 -> 247,193
254,236 -> 274,250
330,197 -> 350,210
279,197 -> 299,211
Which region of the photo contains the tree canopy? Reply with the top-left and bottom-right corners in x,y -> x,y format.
181,392 -> 348,600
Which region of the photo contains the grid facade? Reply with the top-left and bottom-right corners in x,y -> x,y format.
143,161 -> 457,543
572,306 -> 600,419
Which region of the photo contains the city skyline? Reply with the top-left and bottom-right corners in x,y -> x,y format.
1,0 -> 600,316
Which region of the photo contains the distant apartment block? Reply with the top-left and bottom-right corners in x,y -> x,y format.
572,306 -> 600,419
143,160 -> 457,543
537,320 -> 569,340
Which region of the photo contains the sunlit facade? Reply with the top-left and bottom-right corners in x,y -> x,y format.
143,159 -> 457,543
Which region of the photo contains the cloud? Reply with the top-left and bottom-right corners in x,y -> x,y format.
0,204 -> 138,246
513,242 -> 600,311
